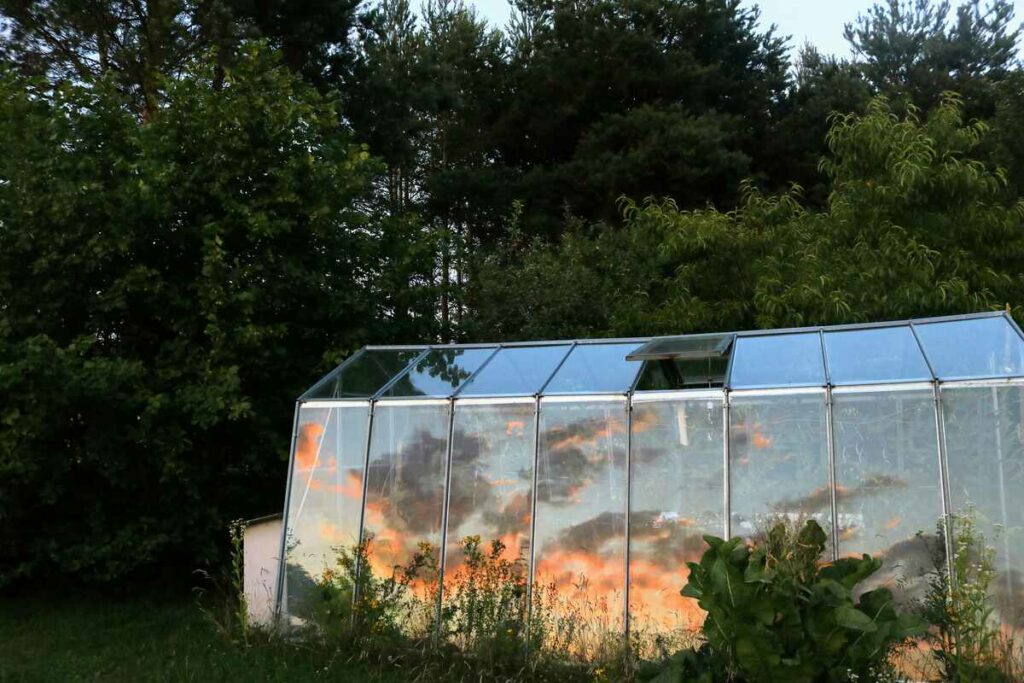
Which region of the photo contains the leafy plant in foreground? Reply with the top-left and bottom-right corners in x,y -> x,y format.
672,520 -> 925,682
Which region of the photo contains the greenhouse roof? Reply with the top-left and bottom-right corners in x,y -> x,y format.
300,311 -> 1024,400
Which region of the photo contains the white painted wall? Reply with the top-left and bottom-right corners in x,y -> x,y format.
243,516 -> 282,627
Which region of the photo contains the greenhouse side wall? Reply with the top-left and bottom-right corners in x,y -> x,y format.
276,378 -> 1024,651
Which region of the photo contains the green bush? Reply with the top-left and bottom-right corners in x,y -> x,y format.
660,520 -> 925,682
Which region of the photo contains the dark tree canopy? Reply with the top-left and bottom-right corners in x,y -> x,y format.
1,0 -> 1024,584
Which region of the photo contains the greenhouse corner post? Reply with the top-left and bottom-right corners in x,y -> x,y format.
723,336 -> 737,540
350,399 -> 375,619
819,330 -> 839,562
524,394 -> 543,660
275,399 -> 302,618
623,391 -> 634,641
432,397 -> 458,644
909,321 -> 957,589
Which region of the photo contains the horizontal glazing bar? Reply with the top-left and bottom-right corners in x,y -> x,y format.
454,396 -> 536,405
727,386 -> 826,399
830,382 -> 935,395
630,389 -> 725,402
939,377 -> 1024,388
372,398 -> 450,407
300,399 -> 372,408
540,393 -> 627,404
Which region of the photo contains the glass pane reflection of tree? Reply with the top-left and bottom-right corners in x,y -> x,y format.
832,389 -> 941,604
628,396 -> 724,646
284,405 -> 368,618
729,393 -> 831,547
442,402 -> 535,582
533,399 -> 628,648
361,402 -> 449,633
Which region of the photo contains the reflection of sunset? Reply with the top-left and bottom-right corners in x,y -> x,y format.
628,558 -> 705,632
295,421 -> 325,470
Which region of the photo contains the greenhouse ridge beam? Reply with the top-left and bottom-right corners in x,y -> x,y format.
358,310 -> 1019,354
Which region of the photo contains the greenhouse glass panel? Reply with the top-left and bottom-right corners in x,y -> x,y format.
304,349 -> 425,399
915,316 -> 1024,380
456,345 -> 572,396
533,398 -> 628,648
729,391 -> 830,543
282,403 -> 368,618
441,401 -> 535,620
729,333 -> 825,389
382,347 -> 497,398
941,384 -> 1024,630
361,401 -> 450,633
832,387 -> 942,603
542,343 -> 644,395
824,327 -> 932,385
628,393 -> 724,645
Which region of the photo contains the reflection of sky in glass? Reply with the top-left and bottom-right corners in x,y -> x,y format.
383,348 -> 497,397
729,392 -> 830,541
832,389 -> 941,603
543,343 -> 644,394
824,327 -> 931,385
305,349 -> 425,398
457,345 -> 572,396
915,317 -> 1024,380
729,333 -> 825,388
629,396 -> 724,638
284,405 -> 368,617
942,385 -> 1024,625
361,403 -> 449,577
442,402 -> 535,574
534,400 -> 628,637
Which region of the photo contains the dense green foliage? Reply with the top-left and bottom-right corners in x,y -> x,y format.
468,94 -> 1024,339
0,46 -> 434,583
2,0 -> 1024,584
661,521 -> 924,682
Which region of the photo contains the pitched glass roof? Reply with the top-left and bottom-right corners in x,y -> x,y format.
299,313 -> 1024,400
302,348 -> 426,399
824,326 -> 931,385
542,342 -> 645,394
914,316 -> 1024,380
457,344 -> 573,396
381,347 -> 498,398
729,332 -> 826,389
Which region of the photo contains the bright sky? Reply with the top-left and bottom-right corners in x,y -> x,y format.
467,0 -> 1024,58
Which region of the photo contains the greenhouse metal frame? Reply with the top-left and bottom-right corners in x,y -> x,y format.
276,311 -> 1024,639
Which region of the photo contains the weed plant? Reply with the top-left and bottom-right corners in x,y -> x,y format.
917,510 -> 1023,682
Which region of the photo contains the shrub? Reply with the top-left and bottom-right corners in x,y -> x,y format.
667,520 -> 925,682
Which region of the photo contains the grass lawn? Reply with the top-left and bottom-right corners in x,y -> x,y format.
0,589 -> 403,682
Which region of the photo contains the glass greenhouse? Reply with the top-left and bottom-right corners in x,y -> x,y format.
276,311 -> 1024,644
